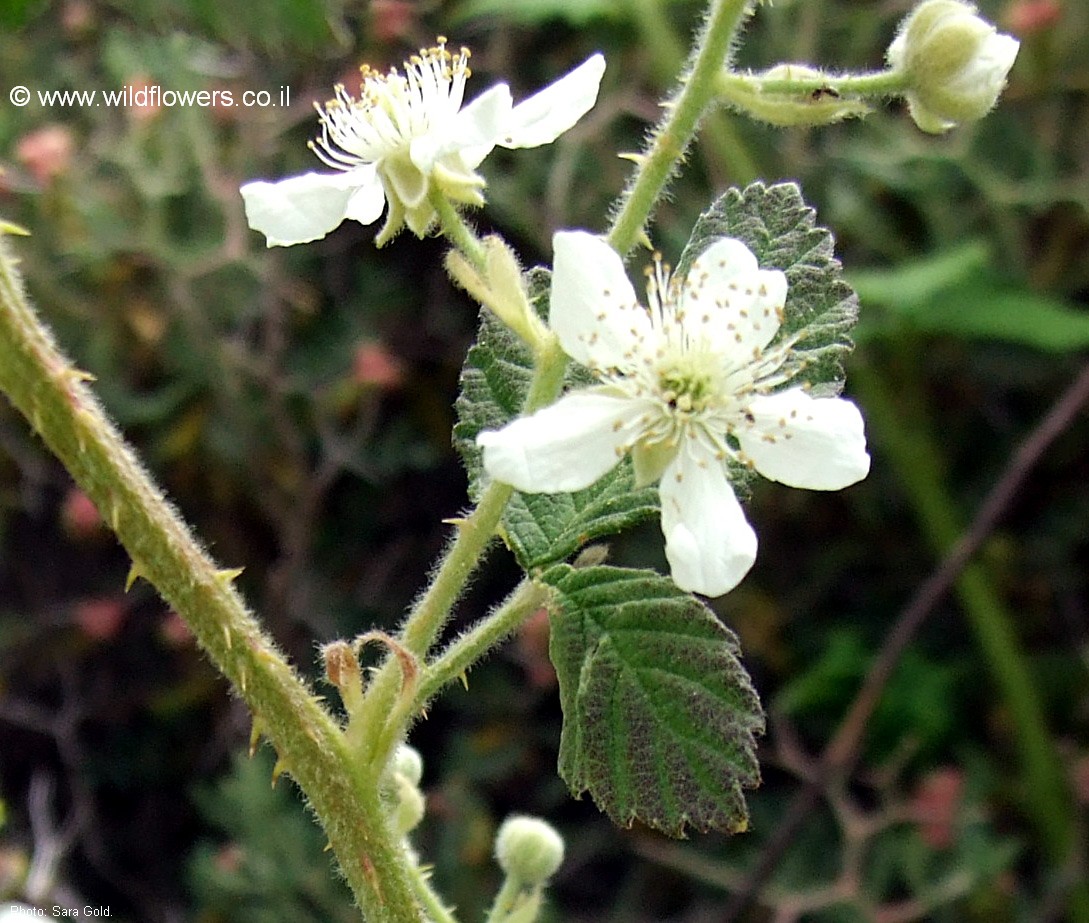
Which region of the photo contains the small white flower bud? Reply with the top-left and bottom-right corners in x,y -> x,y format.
495,815 -> 565,885
888,0 -> 1019,132
391,775 -> 426,836
392,744 -> 424,787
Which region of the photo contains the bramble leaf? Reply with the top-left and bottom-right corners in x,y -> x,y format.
545,563 -> 764,836
680,181 -> 859,396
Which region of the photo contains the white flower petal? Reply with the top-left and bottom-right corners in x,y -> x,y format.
947,32 -> 1019,98
439,83 -> 515,170
738,388 -> 870,490
501,53 -> 606,149
241,169 -> 381,247
344,176 -> 388,226
549,231 -> 650,370
659,444 -> 757,597
682,237 -> 787,356
477,388 -> 637,493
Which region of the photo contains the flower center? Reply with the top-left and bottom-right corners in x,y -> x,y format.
657,365 -> 716,415
308,38 -> 471,171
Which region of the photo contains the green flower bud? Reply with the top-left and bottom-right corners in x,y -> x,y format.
888,0 -> 1019,132
380,744 -> 426,836
391,775 -> 426,836
495,815 -> 564,885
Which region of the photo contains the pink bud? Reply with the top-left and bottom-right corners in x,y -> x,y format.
371,0 -> 418,43
1004,0 -> 1062,35
15,125 -> 75,185
912,766 -> 964,849
353,340 -> 405,390
73,597 -> 126,641
62,487 -> 103,539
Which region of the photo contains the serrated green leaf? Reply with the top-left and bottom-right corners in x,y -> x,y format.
545,564 -> 764,836
454,272 -> 658,570
679,181 -> 859,397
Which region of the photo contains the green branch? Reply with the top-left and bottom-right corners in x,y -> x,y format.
357,334 -> 570,771
717,67 -> 908,100
607,0 -> 757,255
0,232 -> 420,923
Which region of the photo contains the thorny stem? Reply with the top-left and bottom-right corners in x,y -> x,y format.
414,580 -> 550,711
357,335 -> 569,772
607,0 -> 757,256
629,0 -> 761,185
0,234 -> 419,922
406,860 -> 459,923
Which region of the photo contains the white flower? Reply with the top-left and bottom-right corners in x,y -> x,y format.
888,0 -> 1019,133
476,232 -> 870,597
241,40 -> 605,247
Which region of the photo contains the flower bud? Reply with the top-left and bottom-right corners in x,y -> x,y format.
391,774 -> 426,835
381,744 -> 426,836
495,815 -> 564,885
888,0 -> 1019,132
445,237 -> 551,350
392,744 -> 424,788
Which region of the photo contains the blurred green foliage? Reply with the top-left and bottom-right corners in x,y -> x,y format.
1,0 -> 1088,920
187,750 -> 357,923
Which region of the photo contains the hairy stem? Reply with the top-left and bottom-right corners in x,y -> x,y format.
414,580 -> 550,711
607,0 -> 756,255
431,189 -> 487,270
0,234 -> 421,920
630,0 -> 760,185
716,67 -> 908,100
357,335 -> 569,770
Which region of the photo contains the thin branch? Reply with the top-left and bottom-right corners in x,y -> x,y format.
721,360 -> 1089,921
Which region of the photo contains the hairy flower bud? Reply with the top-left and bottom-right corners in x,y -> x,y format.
888,0 -> 1019,132
392,743 -> 424,788
382,744 -> 426,836
495,815 -> 565,885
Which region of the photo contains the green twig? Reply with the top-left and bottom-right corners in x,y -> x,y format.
607,0 -> 757,255
630,0 -> 761,186
431,189 -> 487,270
716,68 -> 908,100
0,233 -> 420,921
414,580 -> 549,712
357,334 -> 570,771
